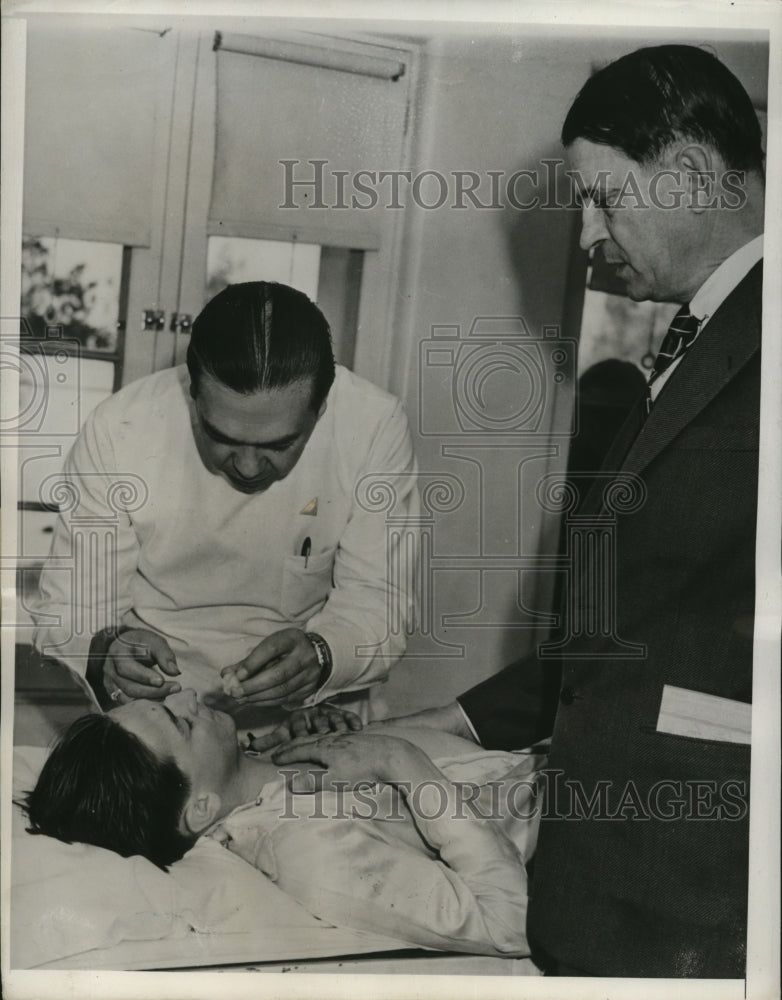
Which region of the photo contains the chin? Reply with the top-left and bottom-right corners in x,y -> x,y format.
622,274 -> 675,303
622,279 -> 656,302
223,474 -> 276,495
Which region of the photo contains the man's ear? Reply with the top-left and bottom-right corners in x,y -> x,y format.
182,791 -> 222,835
675,143 -> 717,214
316,397 -> 327,420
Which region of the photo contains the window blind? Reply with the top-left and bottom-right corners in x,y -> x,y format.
23,22 -> 163,247
209,34 -> 409,250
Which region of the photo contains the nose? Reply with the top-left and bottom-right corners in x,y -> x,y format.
232,446 -> 267,480
165,688 -> 198,715
579,203 -> 609,253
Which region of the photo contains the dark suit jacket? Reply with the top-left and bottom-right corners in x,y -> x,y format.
458,261 -> 762,978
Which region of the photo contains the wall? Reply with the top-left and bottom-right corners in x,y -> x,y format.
378,27 -> 769,716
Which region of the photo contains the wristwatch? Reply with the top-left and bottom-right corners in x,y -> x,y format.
281,632 -> 333,710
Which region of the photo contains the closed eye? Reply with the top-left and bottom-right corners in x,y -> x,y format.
162,705 -> 191,735
264,440 -> 298,454
199,414 -> 299,452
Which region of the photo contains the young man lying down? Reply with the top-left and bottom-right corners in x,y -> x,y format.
24,690 -> 544,957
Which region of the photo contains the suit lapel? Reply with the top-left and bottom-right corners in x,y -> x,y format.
578,260 -> 762,516
622,260 -> 762,477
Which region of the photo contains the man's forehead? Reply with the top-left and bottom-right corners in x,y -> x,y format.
113,700 -> 175,745
194,374 -> 316,411
110,700 -> 143,722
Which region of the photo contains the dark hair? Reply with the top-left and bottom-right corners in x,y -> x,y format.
24,713 -> 195,871
186,281 -> 336,410
561,44 -> 764,174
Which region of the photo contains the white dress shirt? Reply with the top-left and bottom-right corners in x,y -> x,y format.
649,234 -> 764,401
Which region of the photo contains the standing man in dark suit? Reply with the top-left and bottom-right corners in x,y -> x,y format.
278,45 -> 765,977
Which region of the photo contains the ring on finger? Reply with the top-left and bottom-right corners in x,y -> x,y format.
110,688 -> 122,703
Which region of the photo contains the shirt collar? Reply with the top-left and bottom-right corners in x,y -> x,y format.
690,234 -> 764,326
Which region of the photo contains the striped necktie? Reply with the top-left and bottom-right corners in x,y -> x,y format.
645,305 -> 701,414
648,305 -> 701,386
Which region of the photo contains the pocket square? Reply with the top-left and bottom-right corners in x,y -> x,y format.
656,685 -> 751,745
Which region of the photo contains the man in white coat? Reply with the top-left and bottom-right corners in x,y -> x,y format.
32,281 -> 418,740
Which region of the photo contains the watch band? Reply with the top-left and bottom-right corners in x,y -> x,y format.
279,632 -> 334,711
304,631 -> 333,686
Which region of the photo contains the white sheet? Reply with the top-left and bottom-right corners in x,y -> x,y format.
11,746 -> 406,970
11,740 -> 543,971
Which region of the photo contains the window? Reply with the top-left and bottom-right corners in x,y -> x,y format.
206,236 -> 363,368
21,236 -> 125,354
18,234 -> 127,509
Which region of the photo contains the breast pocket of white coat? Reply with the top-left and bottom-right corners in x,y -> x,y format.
280,548 -> 336,621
